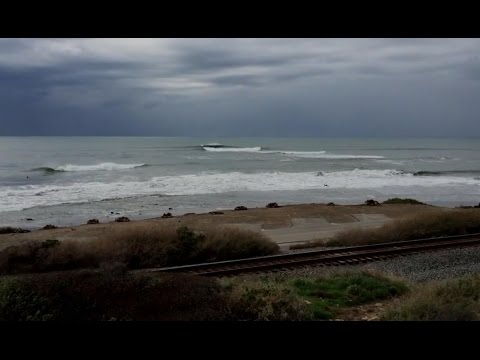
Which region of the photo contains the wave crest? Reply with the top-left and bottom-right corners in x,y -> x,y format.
202,146 -> 262,152
32,163 -> 147,173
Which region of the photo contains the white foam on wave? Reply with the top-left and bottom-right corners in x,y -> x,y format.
202,146 -> 262,152
375,159 -> 405,165
201,147 -> 384,159
55,162 -> 146,172
280,152 -> 384,159
1,169 -> 479,212
201,143 -> 223,147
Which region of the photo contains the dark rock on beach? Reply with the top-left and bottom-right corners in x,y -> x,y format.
266,202 -> 280,208
234,206 -> 248,211
161,212 -> 173,218
327,202 -> 335,206
115,216 -> 130,222
365,199 -> 381,206
183,213 -> 196,216
0,226 -> 31,234
209,211 -> 224,215
42,224 -> 58,230
87,219 -> 100,224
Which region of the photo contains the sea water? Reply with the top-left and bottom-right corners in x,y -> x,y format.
1,137 -> 479,228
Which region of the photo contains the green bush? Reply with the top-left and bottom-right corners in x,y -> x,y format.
290,271 -> 408,319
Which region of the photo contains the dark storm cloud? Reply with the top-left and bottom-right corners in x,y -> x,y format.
1,38 -> 480,136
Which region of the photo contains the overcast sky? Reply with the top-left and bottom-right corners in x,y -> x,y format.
1,38 -> 479,137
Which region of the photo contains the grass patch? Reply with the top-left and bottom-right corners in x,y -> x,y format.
223,270 -> 408,320
382,198 -> 426,205
290,271 -> 408,319
327,209 -> 480,246
0,225 -> 279,275
383,274 -> 480,321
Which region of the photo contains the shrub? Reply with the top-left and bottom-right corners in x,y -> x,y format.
0,225 -> 279,274
0,271 -> 230,321
383,274 -> 480,321
222,277 -> 312,321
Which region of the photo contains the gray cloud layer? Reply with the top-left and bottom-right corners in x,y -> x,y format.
1,38 -> 480,136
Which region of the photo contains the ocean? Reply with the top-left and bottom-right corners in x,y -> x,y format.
1,137 -> 479,229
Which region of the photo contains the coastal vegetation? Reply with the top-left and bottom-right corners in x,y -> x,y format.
383,274 -> 480,320
327,210 -> 480,246
0,269 -> 407,321
0,225 -> 279,275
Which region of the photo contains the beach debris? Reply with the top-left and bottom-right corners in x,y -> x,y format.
209,211 -> 224,215
234,206 -> 248,211
365,199 -> 381,206
327,202 -> 335,206
266,202 -> 280,208
183,213 -> 196,216
42,224 -> 58,230
0,226 -> 31,234
161,212 -> 173,218
87,219 -> 100,224
115,216 -> 130,222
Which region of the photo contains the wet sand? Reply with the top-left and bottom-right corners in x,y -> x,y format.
0,203 -> 450,252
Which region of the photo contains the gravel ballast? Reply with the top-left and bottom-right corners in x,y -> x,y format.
279,246 -> 480,283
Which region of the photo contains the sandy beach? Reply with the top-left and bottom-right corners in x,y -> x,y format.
0,203 -> 449,252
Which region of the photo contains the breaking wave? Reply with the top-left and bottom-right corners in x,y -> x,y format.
200,144 -> 383,158
4,168 -> 479,212
32,163 -> 147,174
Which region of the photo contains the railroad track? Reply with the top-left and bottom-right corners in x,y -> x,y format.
138,233 -> 480,277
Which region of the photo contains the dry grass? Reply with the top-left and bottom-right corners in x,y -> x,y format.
327,209 -> 480,246
383,274 -> 480,321
0,224 -> 279,274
